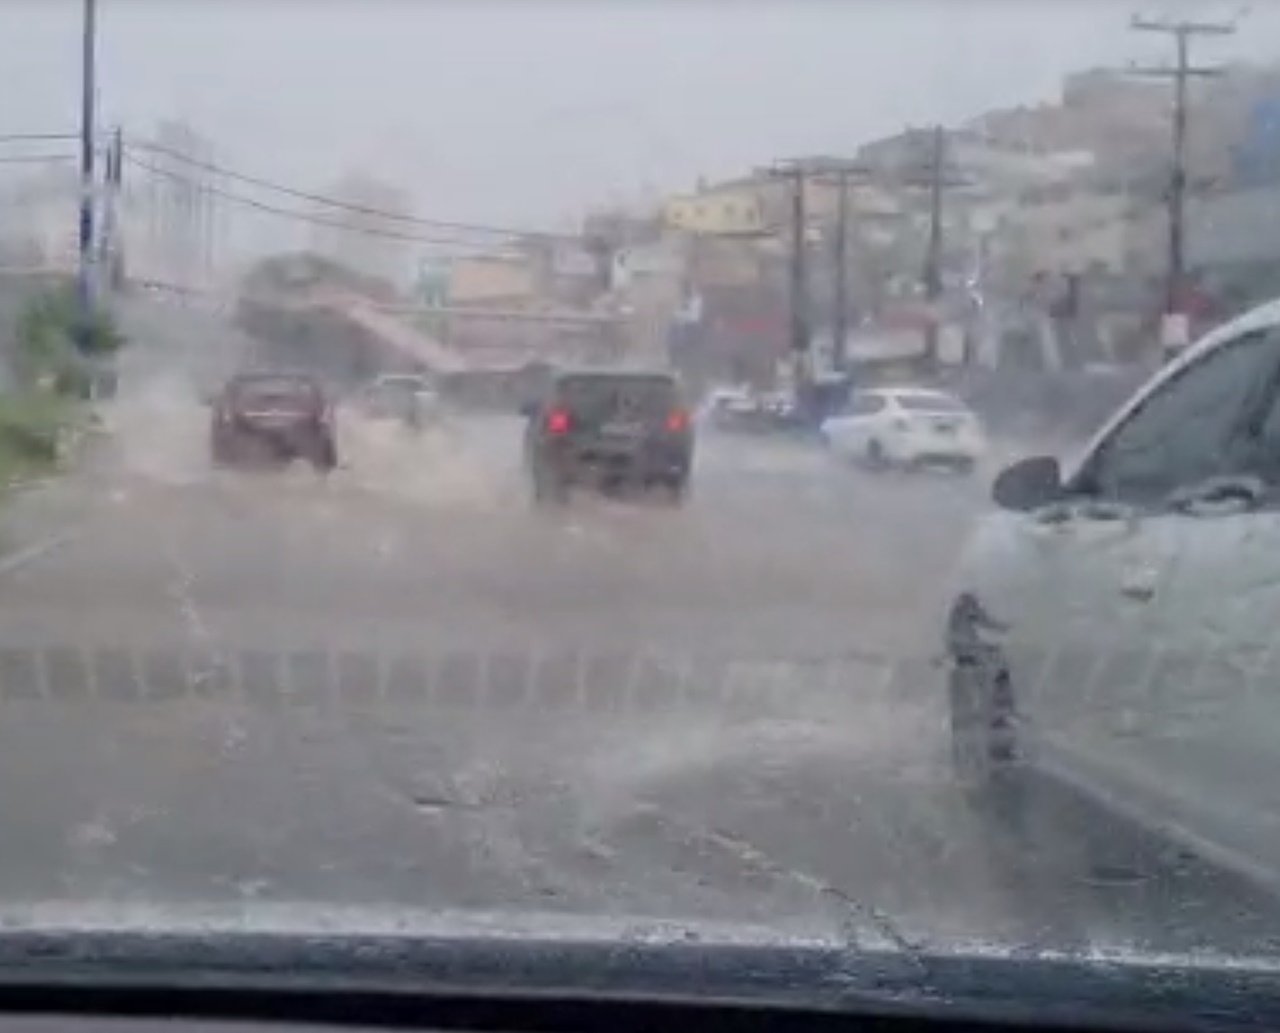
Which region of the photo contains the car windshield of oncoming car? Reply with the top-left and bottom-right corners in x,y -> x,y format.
10,0 -> 1280,1017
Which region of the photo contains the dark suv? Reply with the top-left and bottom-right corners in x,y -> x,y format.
523,371 -> 693,504
210,372 -> 337,472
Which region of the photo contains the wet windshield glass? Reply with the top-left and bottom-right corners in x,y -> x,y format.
3,0 -> 1280,1014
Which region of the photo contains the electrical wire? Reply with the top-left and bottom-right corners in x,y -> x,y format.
123,152 -> 520,249
0,154 -> 77,164
127,138 -> 570,241
0,132 -> 79,144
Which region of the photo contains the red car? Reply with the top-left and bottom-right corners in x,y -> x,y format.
210,372 -> 337,471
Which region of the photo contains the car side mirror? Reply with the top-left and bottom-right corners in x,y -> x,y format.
993,455 -> 1063,512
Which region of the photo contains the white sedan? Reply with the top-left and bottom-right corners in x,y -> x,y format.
945,292 -> 1280,895
820,387 -> 986,472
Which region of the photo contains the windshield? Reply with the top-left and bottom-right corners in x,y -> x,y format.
4,0 -> 1280,1018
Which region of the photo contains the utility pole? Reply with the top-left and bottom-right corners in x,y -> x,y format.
808,161 -> 870,375
77,0 -> 97,347
765,160 -> 810,385
833,174 -> 850,373
883,126 -> 968,376
1129,14 -> 1234,330
922,124 -> 945,369
785,162 -> 808,365
100,126 -> 123,290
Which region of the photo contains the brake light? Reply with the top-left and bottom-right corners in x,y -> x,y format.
665,408 -> 690,433
546,408 -> 572,435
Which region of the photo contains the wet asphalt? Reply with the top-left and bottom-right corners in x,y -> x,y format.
0,304 -> 1275,960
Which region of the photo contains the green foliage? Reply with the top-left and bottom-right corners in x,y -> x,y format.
14,284 -> 125,396
0,392 -> 80,486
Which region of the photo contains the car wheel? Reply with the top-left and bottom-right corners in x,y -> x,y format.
532,466 -> 568,506
313,438 -> 338,473
948,647 -> 1019,792
865,439 -> 888,471
663,477 -> 689,506
210,437 -> 233,468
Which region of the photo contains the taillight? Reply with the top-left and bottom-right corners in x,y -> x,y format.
665,408 -> 690,433
546,407 -> 572,435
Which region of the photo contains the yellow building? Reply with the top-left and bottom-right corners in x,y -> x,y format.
663,183 -> 768,236
448,254 -> 538,305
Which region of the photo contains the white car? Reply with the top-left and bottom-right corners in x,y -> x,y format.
820,387 -> 985,471
696,385 -> 756,428
946,295 -> 1280,896
359,373 -> 441,428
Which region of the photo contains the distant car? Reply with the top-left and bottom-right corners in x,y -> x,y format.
697,386 -> 756,429
210,372 -> 337,471
523,370 -> 693,504
359,373 -> 440,430
698,386 -> 805,434
819,387 -> 985,472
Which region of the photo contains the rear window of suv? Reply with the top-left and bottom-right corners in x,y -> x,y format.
556,375 -> 679,422
234,377 -> 320,406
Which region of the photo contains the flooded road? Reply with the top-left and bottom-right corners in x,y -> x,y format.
0,299 -> 1275,961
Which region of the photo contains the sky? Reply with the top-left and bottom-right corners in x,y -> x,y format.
0,0 -> 1273,234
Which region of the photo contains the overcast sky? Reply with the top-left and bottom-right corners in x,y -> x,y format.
0,0 -> 1273,232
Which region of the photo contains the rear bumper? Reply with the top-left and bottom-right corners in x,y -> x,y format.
891,434 -> 985,464
213,425 -> 334,462
541,444 -> 692,484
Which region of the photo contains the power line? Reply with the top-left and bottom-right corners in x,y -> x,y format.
123,153 -> 514,249
0,132 -> 79,144
127,138 -> 571,241
0,154 -> 77,165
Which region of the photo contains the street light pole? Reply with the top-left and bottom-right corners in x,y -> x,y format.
77,0 -> 97,346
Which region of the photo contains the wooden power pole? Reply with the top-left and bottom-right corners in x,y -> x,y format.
1129,14 -> 1234,319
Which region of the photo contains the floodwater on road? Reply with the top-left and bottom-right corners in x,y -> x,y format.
0,355 -> 1277,965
